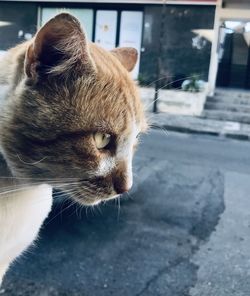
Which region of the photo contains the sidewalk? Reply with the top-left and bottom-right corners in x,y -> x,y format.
140,86 -> 250,141
149,113 -> 250,141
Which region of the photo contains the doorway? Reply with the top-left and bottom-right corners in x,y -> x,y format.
216,21 -> 250,89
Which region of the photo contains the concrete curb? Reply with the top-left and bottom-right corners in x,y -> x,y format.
149,113 -> 250,141
158,124 -> 250,141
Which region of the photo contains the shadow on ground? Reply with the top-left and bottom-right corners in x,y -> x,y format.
2,157 -> 224,296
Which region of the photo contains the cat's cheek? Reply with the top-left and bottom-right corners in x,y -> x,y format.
96,156 -> 116,177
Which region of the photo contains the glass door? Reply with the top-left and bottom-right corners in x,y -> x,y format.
40,8 -> 94,40
95,10 -> 118,50
119,11 -> 143,79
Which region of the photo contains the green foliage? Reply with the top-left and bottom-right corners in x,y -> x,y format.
181,74 -> 205,93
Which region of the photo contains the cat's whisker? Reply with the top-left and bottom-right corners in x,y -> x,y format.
52,184 -> 79,190
46,179 -> 81,184
79,203 -> 85,219
141,76 -> 165,88
85,206 -> 90,218
89,205 -> 96,216
16,154 -> 47,166
0,176 -> 80,181
2,183 -> 78,194
126,191 -> 134,201
144,75 -> 200,110
63,190 -> 87,219
53,192 -> 82,201
132,172 -> 139,179
0,180 -> 81,194
53,190 -> 77,197
141,74 -> 177,88
117,195 -> 121,221
144,77 -> 182,96
0,182 -> 42,193
63,188 -> 95,202
75,203 -> 82,219
45,199 -> 77,226
141,73 -> 199,88
149,124 -> 169,137
53,186 -> 79,193
2,191 -> 55,209
58,197 -> 70,222
67,201 -> 80,220
95,203 -> 103,215
0,178 -> 82,191
0,186 -> 42,196
25,195 -> 55,208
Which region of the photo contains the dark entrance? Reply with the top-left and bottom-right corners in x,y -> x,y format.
216,22 -> 250,89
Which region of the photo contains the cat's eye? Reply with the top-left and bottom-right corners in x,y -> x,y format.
94,132 -> 111,149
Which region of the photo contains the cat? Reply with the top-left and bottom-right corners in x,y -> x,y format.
0,13 -> 147,285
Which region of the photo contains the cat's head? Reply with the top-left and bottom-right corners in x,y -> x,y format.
1,13 -> 147,205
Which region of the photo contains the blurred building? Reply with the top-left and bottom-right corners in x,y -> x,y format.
2,1 -> 250,94
209,0 -> 250,94
0,0 -> 216,83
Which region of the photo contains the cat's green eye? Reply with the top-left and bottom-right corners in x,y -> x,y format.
94,132 -> 111,149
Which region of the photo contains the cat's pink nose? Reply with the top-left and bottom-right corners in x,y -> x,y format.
113,180 -> 131,194
113,161 -> 133,194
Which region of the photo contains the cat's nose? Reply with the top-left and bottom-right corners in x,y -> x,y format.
113,178 -> 131,194
112,162 -> 133,194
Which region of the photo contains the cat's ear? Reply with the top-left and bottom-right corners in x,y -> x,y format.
25,13 -> 95,80
111,47 -> 138,72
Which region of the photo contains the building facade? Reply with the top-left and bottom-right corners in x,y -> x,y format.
0,0 -> 216,87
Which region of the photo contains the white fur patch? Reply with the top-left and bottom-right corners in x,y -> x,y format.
0,84 -> 10,106
116,121 -> 139,189
95,122 -> 139,192
0,184 -> 53,285
97,156 -> 116,176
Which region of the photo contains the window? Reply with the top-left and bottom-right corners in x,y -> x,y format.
40,8 -> 94,40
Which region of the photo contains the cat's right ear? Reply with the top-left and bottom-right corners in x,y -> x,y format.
25,13 -> 95,81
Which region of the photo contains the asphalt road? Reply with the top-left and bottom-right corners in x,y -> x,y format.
2,130 -> 250,296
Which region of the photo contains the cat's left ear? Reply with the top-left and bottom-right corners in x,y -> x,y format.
111,47 -> 138,72
25,13 -> 95,81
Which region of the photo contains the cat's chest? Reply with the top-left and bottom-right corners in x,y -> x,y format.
0,184 -> 53,266
0,84 -> 10,105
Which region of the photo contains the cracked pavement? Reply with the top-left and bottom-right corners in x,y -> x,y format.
2,130 -> 250,295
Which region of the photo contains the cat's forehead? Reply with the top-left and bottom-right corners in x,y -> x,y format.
79,99 -> 145,137
74,80 -> 144,135
48,43 -> 146,135
84,115 -> 139,138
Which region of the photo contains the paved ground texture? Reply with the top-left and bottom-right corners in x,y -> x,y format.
1,130 -> 250,296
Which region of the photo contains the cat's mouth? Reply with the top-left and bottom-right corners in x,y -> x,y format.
69,191 -> 120,206
55,178 -> 120,206
83,193 -> 120,206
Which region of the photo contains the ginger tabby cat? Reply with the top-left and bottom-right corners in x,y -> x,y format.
0,13 -> 146,285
